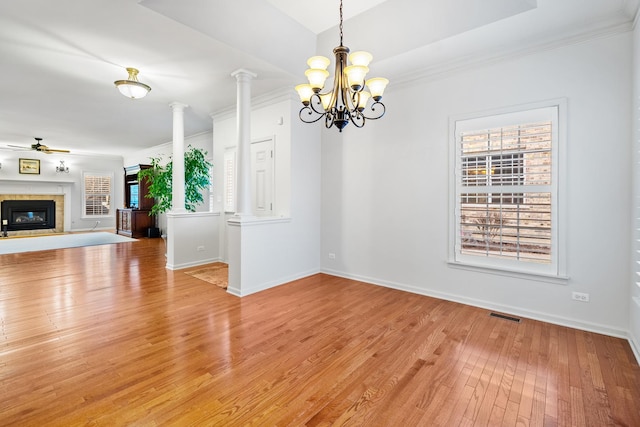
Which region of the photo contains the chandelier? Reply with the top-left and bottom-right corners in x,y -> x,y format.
295,0 -> 388,132
114,68 -> 151,99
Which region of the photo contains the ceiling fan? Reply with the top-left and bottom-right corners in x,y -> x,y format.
7,137 -> 70,154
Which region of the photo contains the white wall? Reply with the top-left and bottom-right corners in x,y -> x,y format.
166,211 -> 220,269
322,31 -> 633,337
0,151 -> 124,231
630,18 -> 640,360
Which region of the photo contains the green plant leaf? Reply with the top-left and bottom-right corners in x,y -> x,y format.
137,145 -> 212,215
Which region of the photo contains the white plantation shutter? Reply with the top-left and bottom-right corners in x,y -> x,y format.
224,148 -> 236,213
208,163 -> 214,211
452,104 -> 563,277
83,172 -> 113,217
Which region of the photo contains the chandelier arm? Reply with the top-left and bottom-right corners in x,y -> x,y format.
360,101 -> 386,121
349,110 -> 366,128
349,89 -> 367,113
324,111 -> 336,129
339,73 -> 352,113
299,106 -> 326,124
333,46 -> 349,111
308,94 -> 328,115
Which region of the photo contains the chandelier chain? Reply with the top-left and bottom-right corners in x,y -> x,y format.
339,0 -> 343,46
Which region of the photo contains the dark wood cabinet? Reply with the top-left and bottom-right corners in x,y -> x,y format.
116,208 -> 153,238
116,164 -> 154,238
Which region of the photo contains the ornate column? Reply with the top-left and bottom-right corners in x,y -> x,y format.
169,102 -> 188,212
231,69 -> 257,217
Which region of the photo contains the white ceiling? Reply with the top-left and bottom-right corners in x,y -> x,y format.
0,0 -> 637,156
267,0 -> 389,34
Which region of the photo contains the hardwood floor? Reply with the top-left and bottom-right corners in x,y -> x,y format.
1,237 -> 639,426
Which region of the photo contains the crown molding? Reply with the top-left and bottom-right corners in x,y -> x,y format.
210,87 -> 295,122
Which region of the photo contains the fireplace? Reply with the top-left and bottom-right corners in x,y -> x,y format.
1,200 -> 56,231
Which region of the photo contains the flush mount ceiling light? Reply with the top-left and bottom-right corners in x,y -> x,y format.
295,0 -> 389,132
114,67 -> 151,99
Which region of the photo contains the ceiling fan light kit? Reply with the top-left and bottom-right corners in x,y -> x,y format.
114,67 -> 151,99
295,0 -> 388,132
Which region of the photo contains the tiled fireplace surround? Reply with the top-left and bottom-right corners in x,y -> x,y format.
1,184 -> 69,236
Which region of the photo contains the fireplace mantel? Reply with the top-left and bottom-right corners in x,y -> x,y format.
1,178 -> 75,185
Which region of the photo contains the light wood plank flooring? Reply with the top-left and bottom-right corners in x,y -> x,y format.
1,237 -> 639,426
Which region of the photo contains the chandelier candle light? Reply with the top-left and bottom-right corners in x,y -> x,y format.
295,0 -> 388,131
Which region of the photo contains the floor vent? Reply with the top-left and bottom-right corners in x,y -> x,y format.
490,312 -> 521,323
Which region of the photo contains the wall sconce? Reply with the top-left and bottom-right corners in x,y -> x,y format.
56,160 -> 69,173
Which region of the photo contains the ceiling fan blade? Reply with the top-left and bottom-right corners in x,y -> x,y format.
34,143 -> 70,154
6,144 -> 30,150
43,148 -> 71,153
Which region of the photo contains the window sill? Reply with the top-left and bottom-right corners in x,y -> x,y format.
447,260 -> 569,285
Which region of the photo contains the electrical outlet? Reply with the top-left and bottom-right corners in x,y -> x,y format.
328,253 -> 336,260
572,292 -> 590,302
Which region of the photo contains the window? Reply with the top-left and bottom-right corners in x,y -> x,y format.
83,172 -> 113,217
129,184 -> 139,208
461,153 -> 524,204
451,103 -> 565,278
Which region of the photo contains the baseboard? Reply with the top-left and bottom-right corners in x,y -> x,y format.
228,268 -> 321,297
629,335 -> 640,366
629,297 -> 640,365
166,257 -> 222,270
69,226 -> 115,232
321,267 -> 629,340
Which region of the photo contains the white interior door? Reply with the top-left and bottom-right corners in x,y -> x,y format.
251,138 -> 274,216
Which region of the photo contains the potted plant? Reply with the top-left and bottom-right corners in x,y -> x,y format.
137,145 -> 212,229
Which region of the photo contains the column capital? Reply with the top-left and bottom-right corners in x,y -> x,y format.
231,69 -> 258,81
169,102 -> 189,111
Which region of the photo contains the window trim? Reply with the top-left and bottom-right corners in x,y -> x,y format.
82,171 -> 114,219
448,99 -> 568,281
